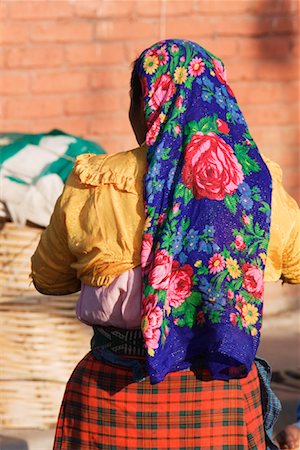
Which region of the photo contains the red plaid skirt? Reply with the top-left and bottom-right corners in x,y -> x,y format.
53,352 -> 265,449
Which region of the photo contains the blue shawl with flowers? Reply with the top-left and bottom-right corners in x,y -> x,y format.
138,40 -> 272,384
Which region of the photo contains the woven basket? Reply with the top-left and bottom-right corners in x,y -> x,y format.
0,222 -> 91,428
0,222 -> 41,300
0,297 -> 91,383
0,380 -> 66,429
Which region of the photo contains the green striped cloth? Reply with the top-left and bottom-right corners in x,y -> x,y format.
0,129 -> 105,226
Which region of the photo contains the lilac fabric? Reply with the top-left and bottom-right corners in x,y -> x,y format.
137,39 -> 272,383
77,268 -> 142,329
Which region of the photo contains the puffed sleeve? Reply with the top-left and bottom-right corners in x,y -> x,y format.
281,208 -> 300,284
31,185 -> 81,295
263,155 -> 300,284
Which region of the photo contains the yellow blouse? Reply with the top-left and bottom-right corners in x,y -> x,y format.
31,144 -> 300,295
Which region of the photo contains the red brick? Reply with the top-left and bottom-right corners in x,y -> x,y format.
282,167 -> 300,190
90,68 -> 131,89
73,1 -> 98,19
199,37 -> 238,58
196,0 -> 297,16
214,15 -> 297,37
251,125 -> 299,151
214,16 -> 271,37
31,72 -> 89,94
29,116 -> 89,136
136,1 -> 192,17
289,189 -> 300,205
64,92 -> 123,115
30,21 -> 93,43
96,19 -> 160,40
88,113 -> 132,135
238,36 -> 294,59
8,1 -> 73,19
0,120 -> 33,133
165,17 -> 214,38
92,134 -> 136,154
257,61 -> 298,81
268,145 -> 299,167
0,50 -> 4,68
226,60 -> 258,82
124,40 -> 160,63
0,117 -> 89,136
97,1 -> 135,18
0,99 -> 5,119
245,103 -> 298,126
255,125 -> 299,147
0,74 -> 29,95
271,15 -> 298,35
292,38 -> 299,57
65,43 -> 125,66
0,22 -> 28,44
234,81 -> 297,106
165,1 -> 193,16
196,0 -> 244,14
64,95 -> 93,117
5,97 -> 64,119
0,3 -> 7,20
135,1 -> 162,17
6,46 -> 64,68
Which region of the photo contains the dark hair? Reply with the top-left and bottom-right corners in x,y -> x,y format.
130,59 -> 143,107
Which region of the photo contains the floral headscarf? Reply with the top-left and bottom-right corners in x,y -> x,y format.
137,40 -> 272,384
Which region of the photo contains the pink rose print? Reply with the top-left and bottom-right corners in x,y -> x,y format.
145,48 -> 156,58
235,294 -> 246,313
230,313 -> 237,326
149,73 -> 176,111
171,44 -> 179,53
148,249 -> 173,290
174,124 -> 181,135
212,58 -> 235,97
242,263 -> 264,299
141,233 -> 153,274
242,214 -> 250,225
146,115 -> 161,146
167,261 -> 193,308
176,95 -> 183,109
157,213 -> 167,226
212,58 -> 228,84
142,294 -> 163,351
172,203 -> 180,214
216,118 -> 230,134
234,235 -> 246,251
227,289 -> 234,300
188,57 -> 205,77
197,310 -> 205,325
242,317 -> 248,328
141,76 -> 149,98
182,132 -> 244,200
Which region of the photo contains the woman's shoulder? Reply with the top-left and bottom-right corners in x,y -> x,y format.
261,154 -> 283,184
72,143 -> 147,191
262,153 -> 299,213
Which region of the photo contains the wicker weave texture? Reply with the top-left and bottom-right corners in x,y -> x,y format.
0,223 -> 91,429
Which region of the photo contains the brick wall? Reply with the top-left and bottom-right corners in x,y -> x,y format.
0,0 -> 299,313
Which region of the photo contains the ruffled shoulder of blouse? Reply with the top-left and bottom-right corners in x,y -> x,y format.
73,144 -> 147,193
262,153 -> 299,213
261,154 -> 283,184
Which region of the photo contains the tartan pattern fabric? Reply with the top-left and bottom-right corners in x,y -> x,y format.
53,352 -> 265,450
